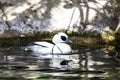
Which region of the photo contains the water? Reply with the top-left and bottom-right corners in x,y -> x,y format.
0,45 -> 120,80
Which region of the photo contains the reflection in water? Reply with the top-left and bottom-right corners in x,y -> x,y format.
0,46 -> 120,80
36,53 -> 79,69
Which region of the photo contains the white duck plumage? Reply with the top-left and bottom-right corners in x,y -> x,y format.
25,32 -> 72,54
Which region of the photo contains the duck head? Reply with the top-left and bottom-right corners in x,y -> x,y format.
52,32 -> 72,44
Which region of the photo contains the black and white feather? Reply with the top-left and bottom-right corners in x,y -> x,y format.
25,32 -> 72,54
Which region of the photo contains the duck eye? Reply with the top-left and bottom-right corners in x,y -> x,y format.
61,36 -> 66,41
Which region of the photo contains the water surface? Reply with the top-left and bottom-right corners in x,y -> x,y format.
0,45 -> 120,80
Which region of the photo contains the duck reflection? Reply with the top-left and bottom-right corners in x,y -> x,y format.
36,54 -> 79,68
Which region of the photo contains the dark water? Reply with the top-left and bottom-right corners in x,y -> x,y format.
0,45 -> 120,80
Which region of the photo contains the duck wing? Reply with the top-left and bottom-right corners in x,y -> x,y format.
26,41 -> 55,53
28,40 -> 54,47
30,42 -> 48,47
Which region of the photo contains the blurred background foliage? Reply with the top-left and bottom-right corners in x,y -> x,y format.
0,0 -> 120,44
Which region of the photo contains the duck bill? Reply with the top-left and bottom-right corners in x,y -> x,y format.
66,39 -> 72,43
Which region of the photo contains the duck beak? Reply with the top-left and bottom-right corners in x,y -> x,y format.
66,39 -> 72,43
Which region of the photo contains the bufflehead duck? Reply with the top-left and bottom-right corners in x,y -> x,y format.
25,32 -> 72,54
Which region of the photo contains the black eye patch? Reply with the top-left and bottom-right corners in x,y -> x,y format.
61,36 -> 66,41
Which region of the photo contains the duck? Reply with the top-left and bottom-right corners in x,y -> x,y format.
25,32 -> 72,54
